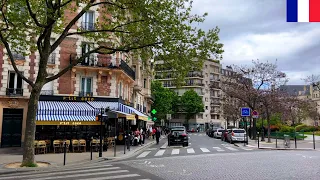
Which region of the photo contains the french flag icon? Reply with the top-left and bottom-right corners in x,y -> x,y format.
287,0 -> 320,22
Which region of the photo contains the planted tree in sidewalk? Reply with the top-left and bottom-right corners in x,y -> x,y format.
221,60 -> 288,140
180,90 -> 204,130
0,0 -> 223,166
151,81 -> 178,123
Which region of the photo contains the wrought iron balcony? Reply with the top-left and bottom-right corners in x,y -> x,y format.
6,88 -> 23,96
210,82 -> 221,89
120,59 -> 135,80
79,91 -> 93,97
186,72 -> 204,78
81,22 -> 95,31
210,109 -> 221,113
211,101 -> 221,105
40,90 -> 53,95
184,82 -> 204,86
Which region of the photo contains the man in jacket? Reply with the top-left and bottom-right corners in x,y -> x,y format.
156,127 -> 161,144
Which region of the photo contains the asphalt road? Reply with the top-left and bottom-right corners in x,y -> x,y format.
127,132 -> 257,160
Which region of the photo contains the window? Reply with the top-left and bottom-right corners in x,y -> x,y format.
81,43 -> 94,66
144,78 -> 147,88
41,74 -> 54,95
81,77 -> 92,95
48,39 -> 56,64
119,82 -> 122,98
205,97 -> 208,102
82,11 -> 95,30
198,114 -> 203,119
206,106 -> 208,110
7,71 -> 23,95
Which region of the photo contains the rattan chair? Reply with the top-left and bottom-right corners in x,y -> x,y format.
53,140 -> 62,153
37,140 -> 47,154
72,139 -> 80,152
79,139 -> 86,152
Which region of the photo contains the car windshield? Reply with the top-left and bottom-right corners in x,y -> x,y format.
218,129 -> 224,132
233,130 -> 245,133
171,129 -> 185,132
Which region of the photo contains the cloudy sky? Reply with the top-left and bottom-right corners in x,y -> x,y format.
192,0 -> 320,85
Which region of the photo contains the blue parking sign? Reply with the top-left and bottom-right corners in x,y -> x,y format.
241,107 -> 251,117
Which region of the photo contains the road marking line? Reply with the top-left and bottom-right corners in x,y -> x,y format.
171,149 -> 180,155
78,174 -> 141,180
154,149 -> 166,156
137,151 -> 151,158
200,148 -> 210,153
212,147 -> 225,152
160,142 -> 168,149
239,147 -> 253,150
187,148 -> 195,153
225,147 -> 238,151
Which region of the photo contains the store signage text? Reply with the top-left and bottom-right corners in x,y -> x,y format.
62,96 -> 95,101
59,122 -> 82,125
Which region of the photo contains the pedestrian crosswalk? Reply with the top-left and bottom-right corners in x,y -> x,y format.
135,146 -> 253,159
0,163 -> 154,180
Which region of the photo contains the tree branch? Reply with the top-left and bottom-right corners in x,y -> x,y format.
67,29 -> 132,36
58,0 -> 73,8
91,1 -> 127,10
0,33 -> 34,87
25,0 -> 46,28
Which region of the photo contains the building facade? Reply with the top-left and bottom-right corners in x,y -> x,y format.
154,59 -> 222,131
0,5 -> 153,148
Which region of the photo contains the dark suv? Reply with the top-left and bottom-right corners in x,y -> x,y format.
168,127 -> 189,147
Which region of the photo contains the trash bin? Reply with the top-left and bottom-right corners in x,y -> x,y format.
283,135 -> 290,148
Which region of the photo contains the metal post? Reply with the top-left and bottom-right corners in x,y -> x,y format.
294,132 -> 297,149
313,131 -> 316,150
124,135 -> 126,154
257,132 -> 260,148
276,132 -> 278,148
90,141 -> 93,160
168,133 -> 170,147
244,133 -> 246,146
128,134 -> 131,151
114,136 -> 117,157
99,110 -> 103,157
63,141 -> 66,166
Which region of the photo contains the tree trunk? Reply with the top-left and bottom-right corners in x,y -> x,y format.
21,89 -> 41,166
266,109 -> 271,143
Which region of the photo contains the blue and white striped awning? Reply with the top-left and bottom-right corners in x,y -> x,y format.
125,105 -> 148,117
87,101 -> 132,114
36,114 -> 96,121
37,101 -> 96,116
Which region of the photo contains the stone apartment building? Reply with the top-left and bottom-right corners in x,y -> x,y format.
0,4 -> 153,147
154,59 -> 223,131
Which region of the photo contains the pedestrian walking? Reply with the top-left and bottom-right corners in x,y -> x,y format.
156,127 -> 161,145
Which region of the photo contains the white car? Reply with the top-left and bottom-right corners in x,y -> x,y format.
227,128 -> 247,143
213,129 -> 225,138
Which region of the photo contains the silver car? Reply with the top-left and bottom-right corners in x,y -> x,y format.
213,128 -> 224,138
227,128 -> 247,143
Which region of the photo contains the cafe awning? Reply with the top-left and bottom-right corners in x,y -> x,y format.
113,111 -> 135,120
87,101 -> 135,119
36,115 -> 100,125
125,106 -> 148,121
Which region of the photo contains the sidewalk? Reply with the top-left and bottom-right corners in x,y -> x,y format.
235,137 -> 320,150
0,136 -> 166,170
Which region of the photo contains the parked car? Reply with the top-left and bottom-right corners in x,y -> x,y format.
168,128 -> 189,147
227,128 -> 247,143
207,127 -> 219,137
221,129 -> 231,142
213,128 -> 225,138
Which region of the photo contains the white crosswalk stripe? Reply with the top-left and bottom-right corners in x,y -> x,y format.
154,149 -> 166,156
225,147 -> 238,151
137,151 -> 152,158
0,163 -> 154,180
200,148 -> 210,152
172,149 -> 180,155
212,147 -> 225,152
187,148 -> 195,153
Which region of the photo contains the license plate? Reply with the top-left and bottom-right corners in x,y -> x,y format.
175,139 -> 180,141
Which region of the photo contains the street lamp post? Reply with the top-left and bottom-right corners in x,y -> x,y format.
99,107 -> 109,158
260,102 -> 265,142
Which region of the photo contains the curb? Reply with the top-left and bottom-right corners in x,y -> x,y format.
257,147 -> 316,151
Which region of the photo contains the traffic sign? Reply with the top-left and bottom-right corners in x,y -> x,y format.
241,107 -> 251,117
252,110 -> 259,118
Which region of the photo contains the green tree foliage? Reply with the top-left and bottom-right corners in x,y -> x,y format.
151,81 -> 178,121
0,0 -> 223,166
180,90 -> 204,127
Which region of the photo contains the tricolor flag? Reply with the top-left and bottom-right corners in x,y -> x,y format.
287,0 -> 320,22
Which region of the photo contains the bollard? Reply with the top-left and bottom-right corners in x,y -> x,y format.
313,131 -> 316,150
90,142 -> 93,160
257,132 -> 260,148
276,133 -> 278,148
63,141 -> 67,166
124,135 -> 126,154
114,136 -> 117,157
294,133 -> 297,149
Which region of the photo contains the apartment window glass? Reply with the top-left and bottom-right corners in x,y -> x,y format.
119,82 -> 122,98
205,106 -> 208,110
144,78 -> 147,88
81,77 -> 92,93
8,71 -> 23,94
82,11 -> 95,30
41,74 -> 54,95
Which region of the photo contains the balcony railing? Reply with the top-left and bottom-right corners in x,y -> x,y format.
186,72 -> 204,78
81,22 -> 95,31
40,90 -> 53,95
184,82 -> 204,86
79,91 -> 93,97
211,101 -> 221,105
210,109 -> 220,113
48,53 -> 55,64
6,88 -> 23,96
210,82 -> 221,89
120,59 -> 135,80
